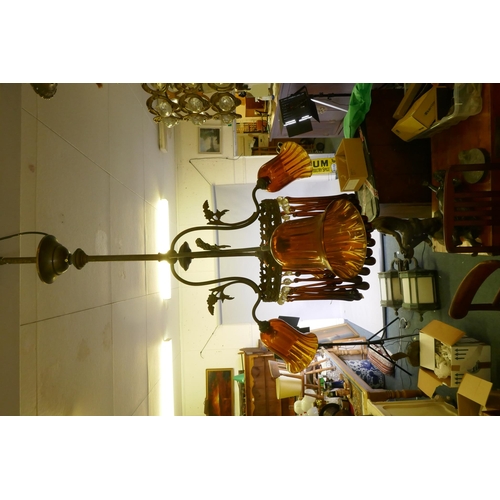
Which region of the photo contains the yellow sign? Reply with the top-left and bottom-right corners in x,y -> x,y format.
311,157 -> 336,175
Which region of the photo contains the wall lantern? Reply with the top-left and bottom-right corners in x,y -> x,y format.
399,260 -> 440,319
378,254 -> 404,314
379,254 -> 440,319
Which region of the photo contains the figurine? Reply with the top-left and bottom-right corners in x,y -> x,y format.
372,216 -> 443,259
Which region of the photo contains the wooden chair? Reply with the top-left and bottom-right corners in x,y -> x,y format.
449,260 -> 500,319
268,358 -> 330,400
442,163 -> 500,255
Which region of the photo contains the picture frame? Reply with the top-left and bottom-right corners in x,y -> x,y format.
204,368 -> 234,416
199,127 -> 221,154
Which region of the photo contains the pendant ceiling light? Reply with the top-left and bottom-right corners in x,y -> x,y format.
1,142 -> 377,373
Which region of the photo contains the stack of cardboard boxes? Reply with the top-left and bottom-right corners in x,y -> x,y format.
370,319 -> 497,415
391,85 -> 454,142
417,320 -> 496,416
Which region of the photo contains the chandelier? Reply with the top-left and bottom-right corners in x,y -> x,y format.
1,142 -> 376,374
142,83 -> 243,127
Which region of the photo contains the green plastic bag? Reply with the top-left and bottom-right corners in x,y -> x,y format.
343,83 -> 373,138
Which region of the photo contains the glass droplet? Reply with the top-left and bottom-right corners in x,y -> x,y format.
219,95 -> 234,112
154,98 -> 172,117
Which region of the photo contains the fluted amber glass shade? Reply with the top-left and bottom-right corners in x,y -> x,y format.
260,319 -> 318,373
270,198 -> 368,280
257,142 -> 312,192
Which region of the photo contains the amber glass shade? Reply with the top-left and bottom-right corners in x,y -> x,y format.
260,319 -> 318,373
270,198 -> 368,280
257,142 -> 312,192
322,198 -> 368,279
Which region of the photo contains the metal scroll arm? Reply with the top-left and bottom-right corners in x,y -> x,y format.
166,183 -> 262,252
169,263 -> 264,320
201,183 -> 262,227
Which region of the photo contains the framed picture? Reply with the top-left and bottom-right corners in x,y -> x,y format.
205,368 -> 234,416
199,127 -> 221,153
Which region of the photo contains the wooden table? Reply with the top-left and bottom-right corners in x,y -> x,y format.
431,83 -> 500,173
321,348 -> 423,416
430,84 -> 500,252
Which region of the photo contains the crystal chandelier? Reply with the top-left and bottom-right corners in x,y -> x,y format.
142,83 -> 243,127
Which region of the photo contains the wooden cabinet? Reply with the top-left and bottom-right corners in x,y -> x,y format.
240,348 -> 295,416
363,88 -> 433,218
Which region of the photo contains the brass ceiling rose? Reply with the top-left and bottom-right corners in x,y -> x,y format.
30,83 -> 58,99
36,235 -> 70,284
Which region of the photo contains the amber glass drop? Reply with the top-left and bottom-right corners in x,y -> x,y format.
257,142 -> 312,192
259,318 -> 318,373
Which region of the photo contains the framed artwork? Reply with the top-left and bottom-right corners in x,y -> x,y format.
199,127 -> 221,153
205,368 -> 234,416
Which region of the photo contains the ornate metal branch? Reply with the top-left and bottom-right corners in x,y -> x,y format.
169,185 -> 261,254
195,238 -> 230,251
169,263 -> 264,319
207,285 -> 235,315
201,185 -> 261,227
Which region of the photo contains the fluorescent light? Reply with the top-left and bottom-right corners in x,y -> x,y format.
158,262 -> 171,300
310,98 -> 348,113
160,338 -> 175,416
157,199 -> 171,300
157,199 -> 169,250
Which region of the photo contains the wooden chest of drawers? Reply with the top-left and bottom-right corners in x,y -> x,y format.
240,349 -> 295,416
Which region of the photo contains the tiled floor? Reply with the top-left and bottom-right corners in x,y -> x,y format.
1,83 -> 181,415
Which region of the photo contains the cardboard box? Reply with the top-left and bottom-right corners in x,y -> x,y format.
392,83 -> 426,120
418,370 -> 493,415
335,138 -> 368,192
392,86 -> 454,141
392,88 -> 437,141
457,373 -> 493,416
417,367 -> 443,398
419,320 -> 491,388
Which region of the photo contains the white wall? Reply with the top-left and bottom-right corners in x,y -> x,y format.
175,119 -> 383,415
175,119 -> 251,416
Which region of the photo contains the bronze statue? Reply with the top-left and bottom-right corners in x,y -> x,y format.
372,216 -> 443,259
